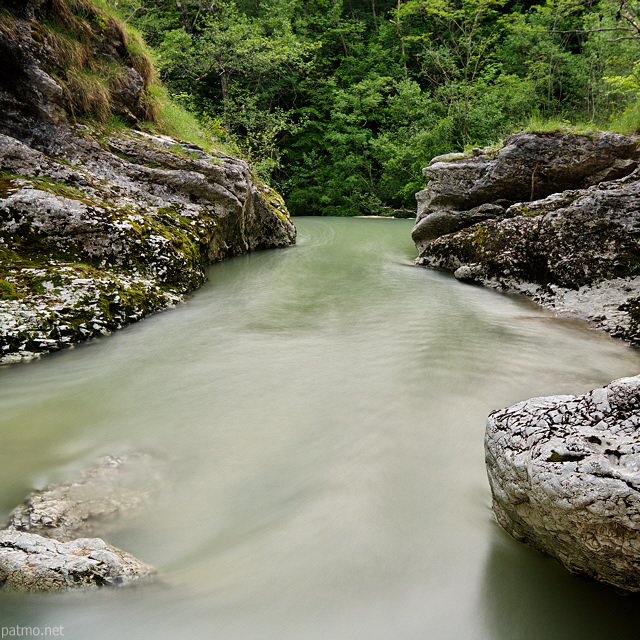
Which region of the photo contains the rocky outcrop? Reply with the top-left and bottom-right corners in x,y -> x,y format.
0,2 -> 296,364
0,128 -> 295,364
412,131 -> 640,345
412,131 -> 640,253
486,376 -> 640,591
0,455 -> 158,592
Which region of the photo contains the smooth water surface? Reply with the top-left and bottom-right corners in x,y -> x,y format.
1,217 -> 640,639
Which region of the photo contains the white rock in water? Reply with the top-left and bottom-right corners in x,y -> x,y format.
0,531 -> 154,592
485,375 -> 640,591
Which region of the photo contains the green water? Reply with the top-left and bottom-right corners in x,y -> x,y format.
0,217 -> 639,639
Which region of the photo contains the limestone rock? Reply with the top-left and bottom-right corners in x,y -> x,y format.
0,4 -> 296,364
0,531 -> 154,592
412,131 -> 640,346
0,454 -> 160,591
421,173 -> 640,289
112,68 -> 145,121
0,112 -> 295,367
5,454 -> 161,542
485,375 -> 640,591
412,131 -> 640,253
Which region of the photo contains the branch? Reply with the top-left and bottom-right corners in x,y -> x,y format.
536,27 -> 635,33
621,5 -> 640,33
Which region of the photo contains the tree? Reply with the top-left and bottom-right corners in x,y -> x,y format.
156,3 -> 315,131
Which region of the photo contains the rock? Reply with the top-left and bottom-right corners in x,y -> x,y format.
0,26 -> 68,145
412,131 -> 640,346
412,203 -> 505,246
0,454 -> 160,591
421,173 -> 640,289
112,68 -> 145,122
0,531 -> 154,592
486,375 -> 640,591
0,2 -> 296,364
453,263 -> 485,282
5,454 -> 161,542
412,131 -> 640,253
0,93 -> 294,367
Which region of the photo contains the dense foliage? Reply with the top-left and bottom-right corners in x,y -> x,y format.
104,0 -> 640,215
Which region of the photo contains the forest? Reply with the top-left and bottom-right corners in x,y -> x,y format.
102,0 -> 640,215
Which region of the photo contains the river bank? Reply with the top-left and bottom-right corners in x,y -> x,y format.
410,131 -> 640,592
0,1 -> 295,365
412,131 -> 640,347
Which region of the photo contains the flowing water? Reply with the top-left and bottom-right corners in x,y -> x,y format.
1,217 -> 640,639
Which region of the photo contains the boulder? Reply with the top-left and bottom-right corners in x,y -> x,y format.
421,173 -> 640,289
0,454 -> 159,591
0,531 -> 154,592
486,375 -> 640,591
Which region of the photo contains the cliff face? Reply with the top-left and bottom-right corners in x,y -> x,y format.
412,131 -> 640,345
0,0 -> 296,364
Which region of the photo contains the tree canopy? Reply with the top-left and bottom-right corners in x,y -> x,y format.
105,0 -> 640,215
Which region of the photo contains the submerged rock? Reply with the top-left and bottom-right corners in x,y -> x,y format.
0,531 -> 154,592
0,454 -> 160,592
5,454 -> 161,542
412,131 -> 640,345
486,376 -> 640,591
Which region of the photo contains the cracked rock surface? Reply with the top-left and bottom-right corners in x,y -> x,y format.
0,531 -> 154,592
486,375 -> 640,591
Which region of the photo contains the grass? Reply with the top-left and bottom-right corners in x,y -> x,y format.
0,279 -> 20,301
522,114 -> 601,136
14,0 -> 159,124
609,98 -> 640,135
142,85 -> 235,155
3,0 -> 230,158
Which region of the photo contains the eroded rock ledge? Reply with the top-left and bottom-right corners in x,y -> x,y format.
411,131 -> 640,345
0,2 -> 296,364
0,129 -> 296,364
486,376 -> 640,591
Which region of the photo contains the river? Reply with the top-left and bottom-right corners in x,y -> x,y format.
1,217 -> 639,639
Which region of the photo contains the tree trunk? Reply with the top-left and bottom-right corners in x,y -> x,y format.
220,70 -> 231,132
396,0 -> 408,79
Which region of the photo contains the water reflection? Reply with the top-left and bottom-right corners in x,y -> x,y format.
481,525 -> 640,640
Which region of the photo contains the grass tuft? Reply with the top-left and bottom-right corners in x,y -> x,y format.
609,99 -> 640,135
522,115 -> 600,136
